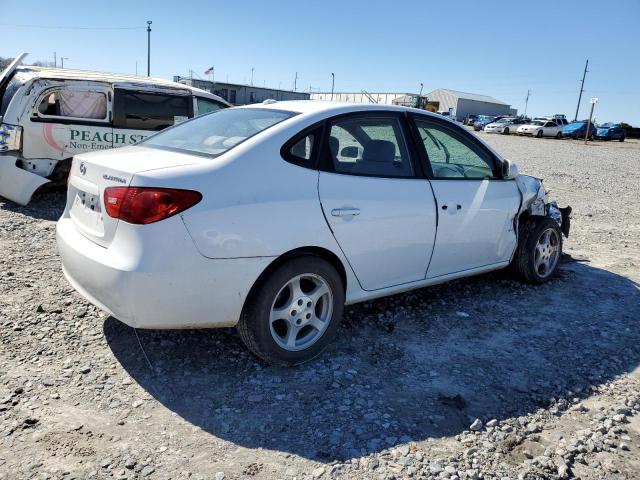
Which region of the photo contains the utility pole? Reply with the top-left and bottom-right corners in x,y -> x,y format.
331,73 -> 335,100
60,57 -> 68,69
524,89 -> 530,117
293,72 -> 298,92
146,20 -> 152,76
584,97 -> 597,144
53,52 -> 57,68
574,59 -> 588,121
135,60 -> 138,75
250,67 -> 254,86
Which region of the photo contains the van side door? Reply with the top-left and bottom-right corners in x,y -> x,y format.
23,82 -> 113,171
111,88 -> 193,147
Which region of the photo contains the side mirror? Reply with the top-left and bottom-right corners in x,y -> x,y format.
340,146 -> 359,159
502,159 -> 519,179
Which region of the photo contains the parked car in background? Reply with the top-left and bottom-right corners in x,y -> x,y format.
535,115 -> 569,127
561,120 -> 597,140
517,119 -> 562,138
473,115 -> 498,131
57,101 -> 571,365
595,123 -> 626,141
462,114 -> 479,126
484,117 -> 528,135
0,53 -> 230,205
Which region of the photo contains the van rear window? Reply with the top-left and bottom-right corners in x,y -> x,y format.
113,90 -> 191,131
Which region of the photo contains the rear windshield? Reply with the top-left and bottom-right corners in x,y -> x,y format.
0,77 -> 24,116
143,108 -> 294,157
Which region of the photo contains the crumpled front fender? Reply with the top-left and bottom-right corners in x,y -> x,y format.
0,155 -> 50,205
515,174 -> 571,236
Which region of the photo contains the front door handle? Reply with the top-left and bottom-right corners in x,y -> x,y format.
331,208 -> 360,217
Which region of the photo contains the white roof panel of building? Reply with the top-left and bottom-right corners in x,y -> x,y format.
430,88 -> 509,105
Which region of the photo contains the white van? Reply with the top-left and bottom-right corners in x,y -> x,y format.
0,53 -> 230,205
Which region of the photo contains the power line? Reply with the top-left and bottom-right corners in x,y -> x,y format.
0,23 -> 145,30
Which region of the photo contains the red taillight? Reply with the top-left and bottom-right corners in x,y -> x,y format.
104,187 -> 202,224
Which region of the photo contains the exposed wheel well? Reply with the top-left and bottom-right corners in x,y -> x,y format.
241,247 -> 348,317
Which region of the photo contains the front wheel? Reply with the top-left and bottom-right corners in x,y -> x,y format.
556,131 -> 562,139
619,136 -> 625,142
536,130 -> 543,138
503,127 -> 510,135
237,255 -> 344,366
512,217 -> 563,284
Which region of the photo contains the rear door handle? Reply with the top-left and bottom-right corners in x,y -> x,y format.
331,208 -> 360,217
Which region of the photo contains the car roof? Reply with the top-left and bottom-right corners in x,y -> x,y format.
13,65 -> 229,103
237,99 -> 448,119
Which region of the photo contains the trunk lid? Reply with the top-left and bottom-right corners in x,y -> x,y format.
67,145 -> 204,247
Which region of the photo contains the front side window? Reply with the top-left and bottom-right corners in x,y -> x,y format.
113,90 -> 191,131
326,116 -> 413,177
415,119 -> 496,179
196,97 -> 225,116
144,107 -> 294,157
37,89 -> 107,120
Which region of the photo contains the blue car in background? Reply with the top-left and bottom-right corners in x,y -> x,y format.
596,123 -> 626,141
561,121 -> 597,140
473,115 -> 498,131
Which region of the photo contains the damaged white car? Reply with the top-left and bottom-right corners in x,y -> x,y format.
57,101 -> 571,365
0,53 -> 229,205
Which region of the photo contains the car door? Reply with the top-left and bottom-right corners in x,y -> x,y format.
112,87 -> 193,147
410,115 -> 520,278
543,121 -> 559,137
318,113 -> 437,291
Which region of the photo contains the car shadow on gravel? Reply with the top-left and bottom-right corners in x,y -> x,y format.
0,190 -> 66,221
104,262 -> 640,462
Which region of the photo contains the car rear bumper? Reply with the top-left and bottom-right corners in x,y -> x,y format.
56,216 -> 273,329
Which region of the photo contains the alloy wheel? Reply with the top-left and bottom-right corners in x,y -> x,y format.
269,273 -> 333,351
534,228 -> 560,278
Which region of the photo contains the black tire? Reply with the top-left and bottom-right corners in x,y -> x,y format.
503,127 -> 509,135
237,255 -> 344,366
556,131 -> 562,139
512,217 -> 563,284
619,136 -> 625,142
536,130 -> 543,138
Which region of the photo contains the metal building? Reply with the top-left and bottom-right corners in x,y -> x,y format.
310,92 -> 414,105
173,76 -> 310,105
424,88 -> 516,121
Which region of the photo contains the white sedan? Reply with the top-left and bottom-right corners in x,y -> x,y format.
517,120 -> 562,138
483,117 -> 527,135
57,101 -> 571,365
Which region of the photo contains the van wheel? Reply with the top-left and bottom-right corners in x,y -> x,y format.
237,255 -> 344,366
512,217 -> 562,284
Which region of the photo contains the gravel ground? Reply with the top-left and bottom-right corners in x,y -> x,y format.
1,134 -> 639,480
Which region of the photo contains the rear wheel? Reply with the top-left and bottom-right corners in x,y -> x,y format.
619,135 -> 625,142
556,131 -> 562,139
237,255 -> 344,366
512,217 -> 562,284
536,130 -> 543,138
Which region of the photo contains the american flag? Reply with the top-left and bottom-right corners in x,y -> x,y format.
204,66 -> 214,75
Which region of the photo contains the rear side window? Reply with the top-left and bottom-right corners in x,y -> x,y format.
37,90 -> 108,120
113,90 -> 191,131
326,116 -> 413,177
143,107 -> 294,157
